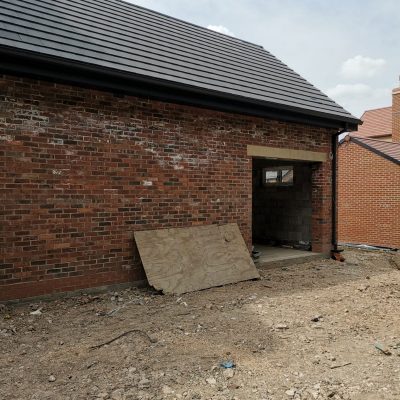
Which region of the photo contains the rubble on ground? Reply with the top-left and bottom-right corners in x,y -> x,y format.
1,249 -> 400,399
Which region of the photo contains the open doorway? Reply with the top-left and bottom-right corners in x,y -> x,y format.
252,158 -> 320,265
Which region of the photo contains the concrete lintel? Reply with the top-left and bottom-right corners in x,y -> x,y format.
247,145 -> 327,162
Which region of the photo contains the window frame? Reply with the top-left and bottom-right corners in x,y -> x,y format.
262,166 -> 294,187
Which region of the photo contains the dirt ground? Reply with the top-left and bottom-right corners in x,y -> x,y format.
1,249 -> 400,400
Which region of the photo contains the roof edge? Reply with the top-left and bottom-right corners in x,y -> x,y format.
361,105 -> 392,114
0,45 -> 360,130
361,133 -> 392,138
342,135 -> 400,165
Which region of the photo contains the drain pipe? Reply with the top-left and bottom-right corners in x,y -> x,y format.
331,126 -> 348,260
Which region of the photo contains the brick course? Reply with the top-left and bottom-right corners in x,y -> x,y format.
338,140 -> 400,248
0,74 -> 334,301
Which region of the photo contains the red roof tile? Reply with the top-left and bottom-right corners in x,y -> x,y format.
351,135 -> 400,164
357,107 -> 392,138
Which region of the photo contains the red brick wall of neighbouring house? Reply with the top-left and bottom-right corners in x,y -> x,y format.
338,141 -> 400,249
393,88 -> 400,143
0,74 -> 334,301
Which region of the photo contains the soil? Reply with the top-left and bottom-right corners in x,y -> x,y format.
1,249 -> 400,400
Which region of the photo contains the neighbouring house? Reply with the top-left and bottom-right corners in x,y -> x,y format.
355,106 -> 392,141
338,85 -> 400,249
0,0 -> 359,301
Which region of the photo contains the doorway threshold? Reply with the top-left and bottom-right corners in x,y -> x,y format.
253,245 -> 326,269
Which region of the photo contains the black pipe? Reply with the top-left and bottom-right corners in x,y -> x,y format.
331,127 -> 347,252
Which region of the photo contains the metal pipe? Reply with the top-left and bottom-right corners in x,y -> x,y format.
331,127 -> 347,252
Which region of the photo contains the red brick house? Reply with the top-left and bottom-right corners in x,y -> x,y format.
355,106 -> 392,142
338,86 -> 400,249
0,0 -> 359,301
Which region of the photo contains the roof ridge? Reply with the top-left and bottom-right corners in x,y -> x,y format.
362,105 -> 392,114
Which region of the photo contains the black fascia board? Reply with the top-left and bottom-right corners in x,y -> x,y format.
351,137 -> 400,165
0,46 -> 360,131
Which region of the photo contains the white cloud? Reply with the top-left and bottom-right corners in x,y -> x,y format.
340,55 -> 386,79
326,83 -> 372,98
326,83 -> 390,100
207,24 -> 235,36
326,84 -> 391,117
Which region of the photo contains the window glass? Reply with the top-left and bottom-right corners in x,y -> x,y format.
263,166 -> 293,186
265,170 -> 279,183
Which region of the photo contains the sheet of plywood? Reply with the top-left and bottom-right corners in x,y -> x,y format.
134,223 -> 259,294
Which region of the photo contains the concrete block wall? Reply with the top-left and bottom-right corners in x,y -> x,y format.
252,161 -> 312,244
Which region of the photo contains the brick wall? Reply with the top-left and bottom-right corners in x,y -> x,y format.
338,140 -> 400,248
393,88 -> 400,143
0,74 -> 334,301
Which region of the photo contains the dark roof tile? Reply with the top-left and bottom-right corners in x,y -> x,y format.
0,0 -> 358,124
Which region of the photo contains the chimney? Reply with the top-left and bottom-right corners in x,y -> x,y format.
393,81 -> 400,143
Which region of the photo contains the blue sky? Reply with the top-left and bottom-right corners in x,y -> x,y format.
128,0 -> 399,117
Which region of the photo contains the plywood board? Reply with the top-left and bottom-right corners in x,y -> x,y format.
134,223 -> 259,294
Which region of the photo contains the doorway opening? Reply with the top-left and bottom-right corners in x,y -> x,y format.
252,158 -> 321,266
